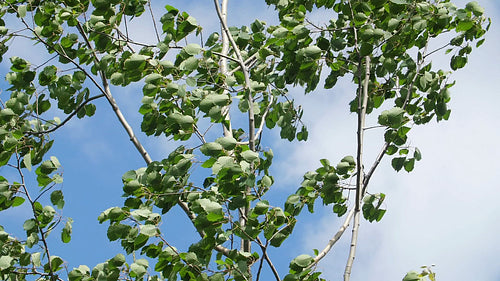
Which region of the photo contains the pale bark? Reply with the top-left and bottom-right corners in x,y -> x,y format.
213,0 -> 255,255
344,55 -> 371,281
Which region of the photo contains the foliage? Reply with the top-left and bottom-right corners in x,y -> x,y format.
0,0 -> 489,280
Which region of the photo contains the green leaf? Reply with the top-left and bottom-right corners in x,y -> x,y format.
402,271 -> 421,281
12,196 -> 25,207
68,268 -> 84,281
450,55 -> 467,70
50,190 -> 65,209
391,157 -> 406,172
215,136 -> 237,150
179,56 -> 198,71
205,32 -> 219,47
200,142 -> 224,157
46,256 -> 64,272
199,94 -> 229,112
124,54 -> 148,70
390,0 -> 408,4
404,158 -> 415,172
196,198 -> 223,221
23,152 -> 32,171
212,156 -> 238,175
183,43 -> 202,55
131,209 -> 152,220
414,148 -> 422,161
111,254 -> 126,266
413,20 -> 427,31
140,224 -> 158,237
290,254 -> 314,270
130,261 -> 147,277
300,46 -> 322,59
0,256 -> 13,270
145,73 -> 163,85
254,200 -> 269,215
17,5 -> 27,18
107,224 -> 130,241
272,27 -> 288,38
241,150 -> 259,163
378,107 -> 406,128
341,156 -> 354,165
466,1 -> 484,16
23,219 -> 37,232
62,218 -> 73,243
110,72 -> 124,85
32,252 -> 41,267
124,179 -> 141,194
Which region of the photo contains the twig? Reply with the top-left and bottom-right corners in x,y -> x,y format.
27,94 -> 105,135
254,95 -> 274,141
177,198 -> 231,256
228,52 -> 259,75
14,152 -> 55,280
147,0 -> 161,43
256,237 -> 281,281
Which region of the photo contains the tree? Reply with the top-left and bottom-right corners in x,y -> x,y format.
0,0 -> 489,280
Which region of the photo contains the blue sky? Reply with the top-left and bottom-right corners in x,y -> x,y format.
1,1 -> 499,280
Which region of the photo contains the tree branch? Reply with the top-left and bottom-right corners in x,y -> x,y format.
14,152 -> 56,281
344,55 -> 370,281
256,237 -> 281,281
75,21 -> 153,165
254,95 -> 274,142
27,94 -> 106,135
307,207 -> 355,269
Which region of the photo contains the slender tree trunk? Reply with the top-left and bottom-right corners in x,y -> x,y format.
344,55 -> 371,281
219,0 -> 233,138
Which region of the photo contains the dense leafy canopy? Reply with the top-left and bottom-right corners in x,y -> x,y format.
0,0 -> 488,280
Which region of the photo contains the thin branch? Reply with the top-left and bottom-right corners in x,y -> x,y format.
256,237 -> 281,281
213,51 -> 240,63
177,198 -> 231,256
356,55 -> 370,211
27,94 -> 105,135
307,207 -> 355,269
17,18 -> 108,98
75,21 -> 153,164
14,152 -> 55,280
228,52 -> 259,75
363,125 -> 385,131
343,210 -> 361,280
147,0 -> 161,43
363,41 -> 429,192
424,43 -> 450,59
254,95 -> 274,141
361,142 -> 389,195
